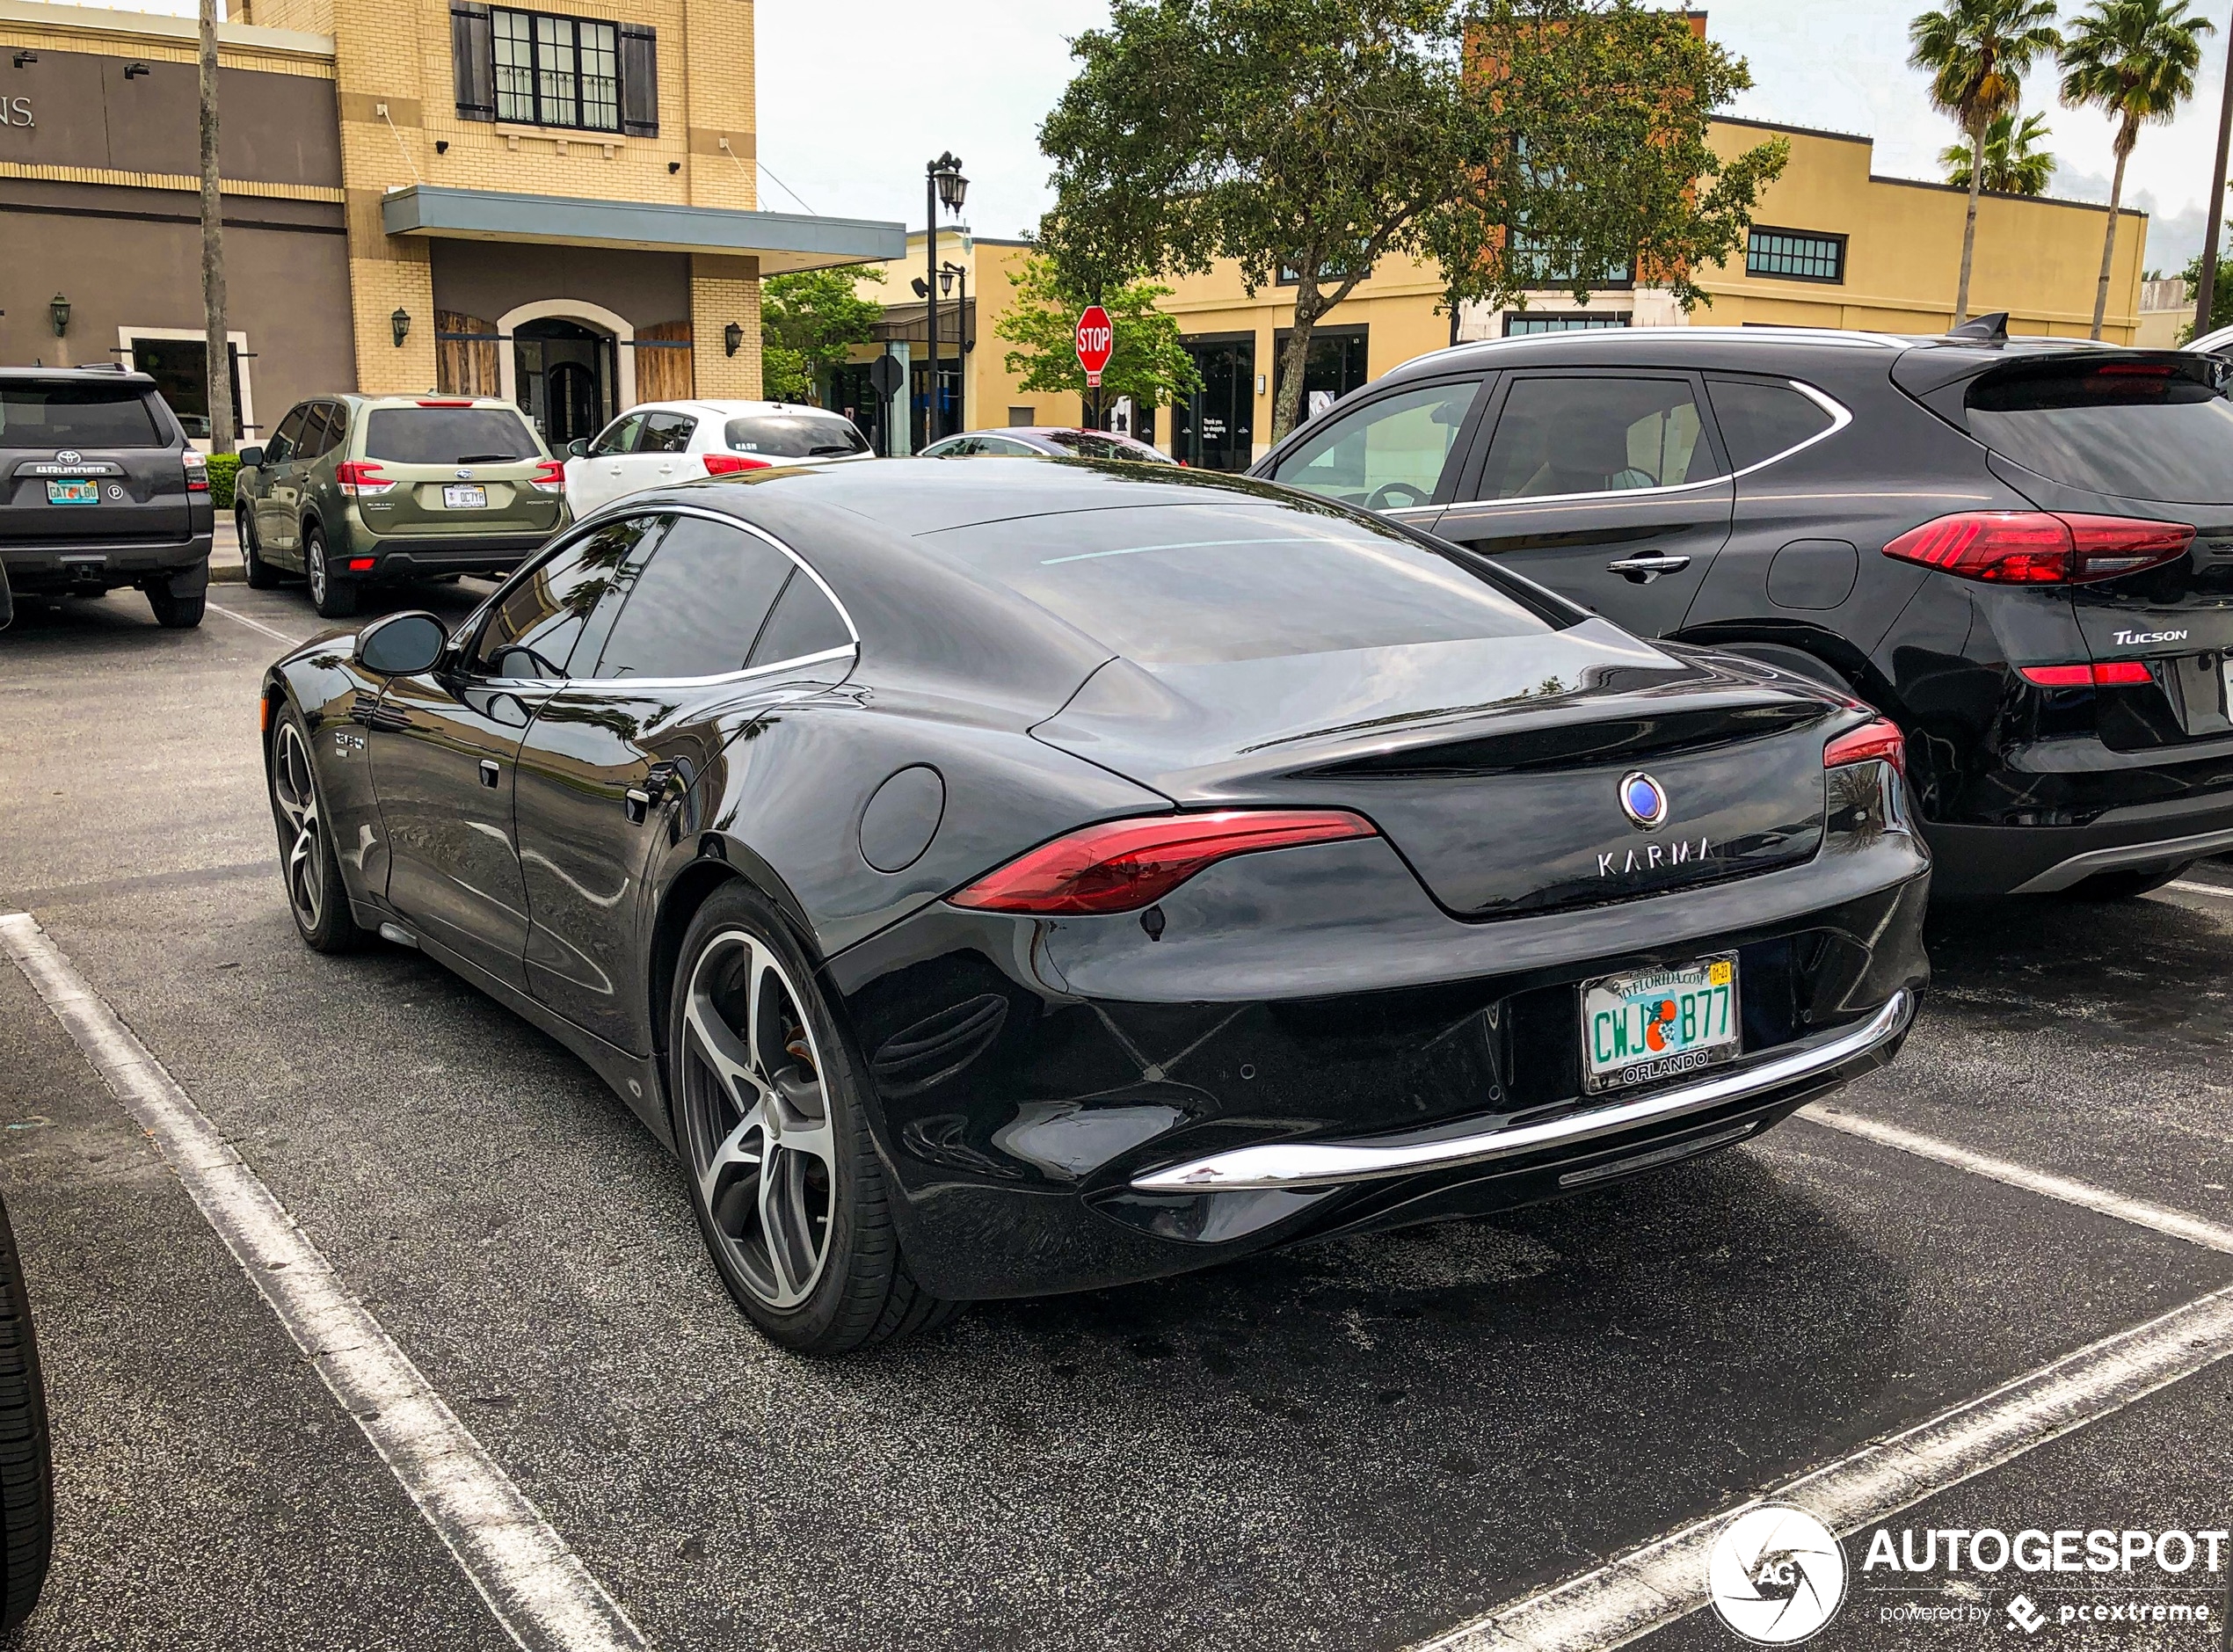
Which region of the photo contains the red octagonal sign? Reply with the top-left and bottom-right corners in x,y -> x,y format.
1075,304 -> 1114,387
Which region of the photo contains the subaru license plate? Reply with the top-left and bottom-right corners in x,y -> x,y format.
1580,953 -> 1740,1094
442,484 -> 488,509
46,479 -> 98,505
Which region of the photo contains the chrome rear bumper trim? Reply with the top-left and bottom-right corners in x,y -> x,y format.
1128,989 -> 1914,1194
2011,826 -> 2233,893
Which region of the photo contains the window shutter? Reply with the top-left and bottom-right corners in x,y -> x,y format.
451,3 -> 495,120
618,24 -> 658,137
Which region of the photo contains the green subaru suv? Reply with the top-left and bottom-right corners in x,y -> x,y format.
236,395 -> 569,617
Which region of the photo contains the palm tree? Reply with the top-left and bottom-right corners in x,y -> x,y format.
1940,109 -> 2058,193
2061,0 -> 2214,338
1910,0 -> 2064,324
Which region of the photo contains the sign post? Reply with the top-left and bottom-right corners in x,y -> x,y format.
1075,304 -> 1113,429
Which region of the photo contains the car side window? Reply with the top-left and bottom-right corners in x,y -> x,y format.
301,404 -> 342,461
1706,375 -> 1837,471
470,515 -> 666,680
1269,379 -> 1485,510
746,566 -> 852,668
267,404 -> 309,463
587,514 -> 801,680
980,437 -> 1033,455
639,411 -> 696,454
1472,375 -> 1722,500
588,413 -> 644,457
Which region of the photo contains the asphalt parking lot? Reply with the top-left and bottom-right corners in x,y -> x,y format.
2,579 -> 2230,1652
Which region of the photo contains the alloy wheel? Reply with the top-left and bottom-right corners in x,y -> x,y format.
306,537 -> 327,607
680,930 -> 838,1309
271,721 -> 324,932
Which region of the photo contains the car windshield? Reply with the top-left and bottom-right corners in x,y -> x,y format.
364,406 -> 540,465
918,499 -> 1564,666
0,382 -> 165,448
1966,359 -> 2233,504
724,414 -> 869,459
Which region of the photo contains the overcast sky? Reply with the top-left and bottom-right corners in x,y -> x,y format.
93,0 -> 2233,267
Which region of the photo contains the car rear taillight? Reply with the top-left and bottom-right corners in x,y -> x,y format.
334,460 -> 395,498
184,451 -> 209,492
1882,512 -> 2193,584
1824,717 -> 1905,775
2018,660 -> 2155,688
529,459 -> 565,493
950,809 -> 1379,916
703,453 -> 773,476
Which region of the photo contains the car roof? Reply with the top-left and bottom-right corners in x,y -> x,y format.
650,400 -> 855,419
0,366 -> 157,386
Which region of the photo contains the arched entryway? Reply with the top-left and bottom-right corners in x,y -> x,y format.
497,300 -> 639,447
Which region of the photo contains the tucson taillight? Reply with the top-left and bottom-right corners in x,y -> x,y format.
703,453 -> 773,475
1824,717 -> 1905,775
334,460 -> 394,498
184,451 -> 209,492
1882,512 -> 2193,585
2018,660 -> 2155,688
950,810 -> 1378,916
529,459 -> 565,493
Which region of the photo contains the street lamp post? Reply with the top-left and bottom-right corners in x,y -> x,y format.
923,153 -> 967,445
942,261 -> 970,433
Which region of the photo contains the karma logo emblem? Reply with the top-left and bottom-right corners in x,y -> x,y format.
1707,1504 -> 1848,1644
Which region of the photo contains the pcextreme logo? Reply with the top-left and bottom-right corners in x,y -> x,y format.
1707,1504 -> 1848,1644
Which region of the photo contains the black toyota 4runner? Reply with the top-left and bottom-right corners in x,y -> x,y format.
0,368 -> 214,629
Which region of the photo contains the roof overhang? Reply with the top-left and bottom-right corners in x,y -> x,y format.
380,186 -> 906,273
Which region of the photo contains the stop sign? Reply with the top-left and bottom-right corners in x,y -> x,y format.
1075,305 -> 1114,387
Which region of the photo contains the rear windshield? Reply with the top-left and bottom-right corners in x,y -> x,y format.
919,500 -> 1562,667
0,382 -> 165,449
1965,360 -> 2233,503
724,414 -> 869,459
364,406 -> 540,465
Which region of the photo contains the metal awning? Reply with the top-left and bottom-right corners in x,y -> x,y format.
380,186 -> 905,273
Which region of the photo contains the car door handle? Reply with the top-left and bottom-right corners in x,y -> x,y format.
623,786 -> 653,824
478,759 -> 500,788
1606,553 -> 1692,584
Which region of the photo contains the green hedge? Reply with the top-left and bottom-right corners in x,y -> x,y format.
206,453 -> 240,511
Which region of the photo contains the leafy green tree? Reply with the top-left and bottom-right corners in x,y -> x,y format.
1910,0 -> 2063,324
994,256 -> 1203,418
2061,0 -> 2214,338
1037,0 -> 1786,446
2178,244 -> 2233,340
1939,108 -> 2057,193
759,267 -> 885,404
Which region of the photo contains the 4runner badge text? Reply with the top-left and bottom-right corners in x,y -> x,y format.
2112,628 -> 2186,645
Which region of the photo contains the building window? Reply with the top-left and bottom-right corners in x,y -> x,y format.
1277,258 -> 1371,287
119,329 -> 254,444
490,6 -> 620,131
1746,228 -> 1845,284
1503,313 -> 1632,335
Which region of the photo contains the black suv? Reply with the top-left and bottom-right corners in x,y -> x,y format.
1255,324 -> 2233,898
0,368 -> 213,629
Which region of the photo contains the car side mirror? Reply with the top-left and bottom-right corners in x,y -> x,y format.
236,445 -> 265,468
354,610 -> 448,676
567,439 -> 589,459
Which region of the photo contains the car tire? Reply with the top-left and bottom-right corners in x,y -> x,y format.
146,581 -> 206,629
0,1196 -> 53,1634
268,707 -> 368,953
667,883 -> 957,1355
2062,860 -> 2194,900
304,528 -> 357,619
240,509 -> 279,590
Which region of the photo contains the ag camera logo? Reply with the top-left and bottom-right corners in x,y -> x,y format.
1708,1504 -> 1848,1644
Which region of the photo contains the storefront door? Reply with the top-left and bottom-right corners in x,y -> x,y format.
513,318 -> 614,447
1173,338 -> 1255,471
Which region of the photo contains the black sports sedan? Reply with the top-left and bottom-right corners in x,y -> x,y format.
260,461 -> 1928,1353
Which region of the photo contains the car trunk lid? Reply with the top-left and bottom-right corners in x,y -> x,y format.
1,381 -> 191,545
356,402 -> 561,538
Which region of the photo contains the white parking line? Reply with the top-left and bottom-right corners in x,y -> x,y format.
1411,1284 -> 2233,1652
0,912 -> 649,1652
205,600 -> 306,646
1799,1103 -> 2233,1255
2166,879 -> 2233,899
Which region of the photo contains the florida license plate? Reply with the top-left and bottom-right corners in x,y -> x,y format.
442,484 -> 488,509
1581,953 -> 1741,1094
46,479 -> 98,505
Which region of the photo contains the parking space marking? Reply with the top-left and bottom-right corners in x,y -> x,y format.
1411,1282 -> 2233,1652
2166,880 -> 2233,899
0,911 -> 650,1652
205,601 -> 308,646
1798,1103 -> 2233,1255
